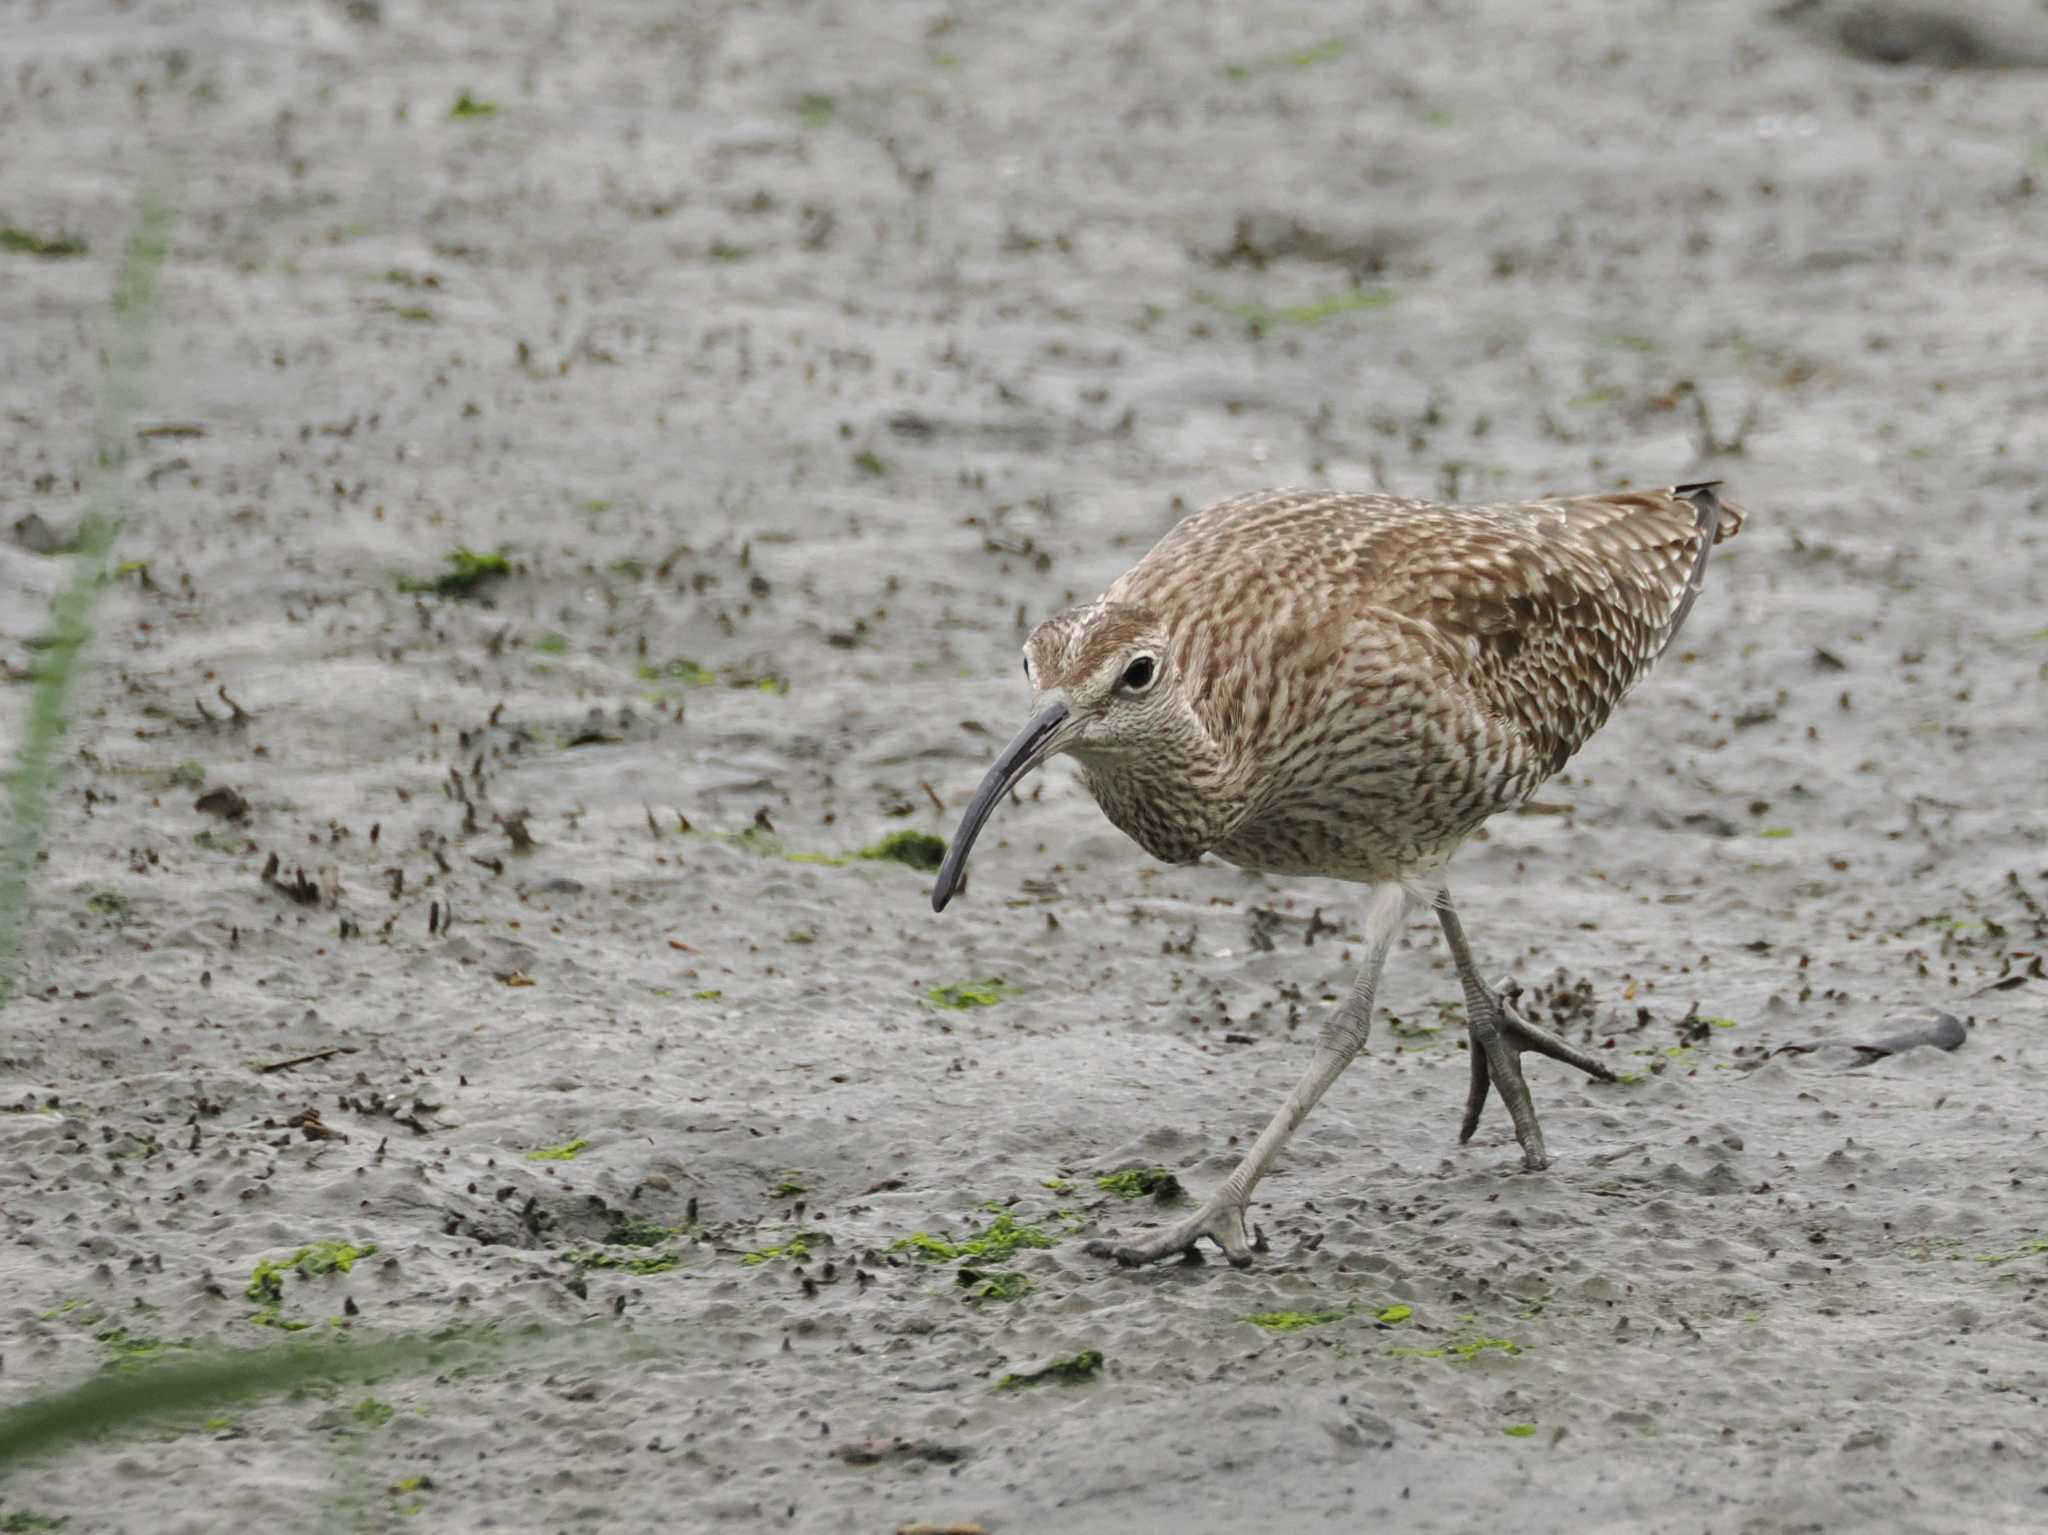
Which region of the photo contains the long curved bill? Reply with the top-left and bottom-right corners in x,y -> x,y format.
931,700 -> 1069,912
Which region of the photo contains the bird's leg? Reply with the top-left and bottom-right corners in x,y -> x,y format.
1435,894 -> 1615,1171
1087,883 -> 1410,1269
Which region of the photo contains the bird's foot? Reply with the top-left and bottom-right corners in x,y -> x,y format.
1490,977 -> 1617,1080
1084,1193 -> 1263,1269
1460,975 -> 1617,1171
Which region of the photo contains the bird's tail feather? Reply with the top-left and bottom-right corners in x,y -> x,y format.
1658,482 -> 1744,657
1673,480 -> 1746,543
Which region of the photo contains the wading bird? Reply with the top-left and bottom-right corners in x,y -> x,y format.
932,482 -> 1743,1267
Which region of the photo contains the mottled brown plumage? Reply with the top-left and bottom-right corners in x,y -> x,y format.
1025,483 -> 1740,884
933,481 -> 1745,1268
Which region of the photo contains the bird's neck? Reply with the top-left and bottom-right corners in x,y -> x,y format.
1073,729 -> 1248,866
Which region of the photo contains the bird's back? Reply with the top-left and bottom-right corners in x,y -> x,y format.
1100,483 -> 1742,876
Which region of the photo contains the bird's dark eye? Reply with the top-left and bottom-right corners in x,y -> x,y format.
1120,655 -> 1157,692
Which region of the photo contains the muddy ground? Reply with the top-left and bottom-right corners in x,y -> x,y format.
2,0 -> 2047,1531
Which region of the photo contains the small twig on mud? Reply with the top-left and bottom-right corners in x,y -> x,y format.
254,1046 -> 357,1074
1676,379 -> 1759,458
193,684 -> 252,730
1589,1140 -> 1648,1166
260,851 -> 320,906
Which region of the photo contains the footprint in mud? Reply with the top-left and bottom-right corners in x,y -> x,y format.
1772,0 -> 2048,69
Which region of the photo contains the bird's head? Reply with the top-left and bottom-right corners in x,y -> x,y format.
931,601 -> 1179,911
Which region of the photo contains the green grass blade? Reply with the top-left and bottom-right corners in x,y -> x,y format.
0,1334 -> 470,1465
0,194 -> 172,1011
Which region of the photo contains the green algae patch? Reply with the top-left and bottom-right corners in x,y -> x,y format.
769,1174 -> 808,1199
572,1216 -> 689,1272
1376,1304 -> 1414,1324
1209,288 -> 1395,329
1975,1237 -> 2048,1266
639,657 -> 718,686
526,1139 -> 588,1162
858,830 -> 948,872
895,1212 -> 1054,1264
723,825 -> 844,864
354,1398 -> 395,1427
741,1235 -> 815,1266
926,980 -> 1003,1010
997,1350 -> 1102,1390
1450,1336 -> 1521,1360
1503,1422 -> 1538,1438
722,824 -> 907,868
0,222 -> 88,259
1223,37 -> 1348,79
1248,1308 -> 1346,1332
247,1242 -> 377,1306
86,890 -> 130,920
957,1268 -> 1031,1303
246,1241 -> 376,1328
566,1250 -> 679,1275
96,1327 -> 189,1370
399,548 -> 509,599
602,1218 -> 675,1248
449,91 -> 498,119
1095,1167 -> 1186,1203
1390,1334 -> 1520,1363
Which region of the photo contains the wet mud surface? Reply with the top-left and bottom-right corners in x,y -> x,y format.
2,1 -> 2046,1530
